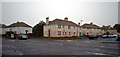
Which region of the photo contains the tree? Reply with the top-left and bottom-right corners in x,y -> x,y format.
106,31 -> 110,35
113,24 -> 120,33
32,21 -> 46,36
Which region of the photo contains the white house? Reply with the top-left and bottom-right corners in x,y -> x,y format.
0,22 -> 32,34
0,24 -> 7,34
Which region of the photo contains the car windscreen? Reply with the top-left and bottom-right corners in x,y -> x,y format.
21,35 -> 27,38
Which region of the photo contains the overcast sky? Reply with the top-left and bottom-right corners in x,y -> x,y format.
1,0 -> 119,27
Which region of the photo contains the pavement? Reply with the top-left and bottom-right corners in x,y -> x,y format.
1,37 -> 120,56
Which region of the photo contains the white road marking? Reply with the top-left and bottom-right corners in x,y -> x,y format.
8,40 -> 15,42
19,53 -> 23,55
85,52 -> 107,55
48,43 -> 63,46
93,53 -> 107,55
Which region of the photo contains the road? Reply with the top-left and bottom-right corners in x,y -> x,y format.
2,37 -> 120,56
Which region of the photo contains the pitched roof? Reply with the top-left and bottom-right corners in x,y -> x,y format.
0,24 -> 7,28
101,25 -> 112,29
48,19 -> 79,26
8,22 -> 32,28
81,23 -> 102,29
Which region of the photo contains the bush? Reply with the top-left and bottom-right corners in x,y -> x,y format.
5,31 -> 16,37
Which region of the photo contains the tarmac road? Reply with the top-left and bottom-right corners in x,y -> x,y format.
2,37 -> 120,56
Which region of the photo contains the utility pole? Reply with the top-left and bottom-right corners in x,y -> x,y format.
80,20 -> 83,37
80,20 -> 83,26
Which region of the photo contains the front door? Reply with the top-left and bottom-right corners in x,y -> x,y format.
79,32 -> 81,37
48,29 -> 51,37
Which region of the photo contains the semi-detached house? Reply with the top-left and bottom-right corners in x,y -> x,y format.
0,22 -> 32,34
44,17 -> 113,37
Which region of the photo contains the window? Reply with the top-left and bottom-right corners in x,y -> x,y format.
10,28 -> 12,31
68,25 -> 71,29
25,30 -> 28,34
80,27 -> 82,30
68,32 -> 70,35
87,28 -> 89,30
65,32 -> 67,35
74,32 -> 76,35
57,31 -> 61,35
74,26 -> 75,29
79,32 -> 81,37
58,25 -> 61,28
63,25 -> 64,28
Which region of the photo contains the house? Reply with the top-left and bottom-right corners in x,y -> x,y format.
101,25 -> 117,34
44,17 -> 80,37
81,22 -> 104,35
1,22 -> 32,34
0,24 -> 7,34
107,29 -> 117,34
44,17 -> 106,37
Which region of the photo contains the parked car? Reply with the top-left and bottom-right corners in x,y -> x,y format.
113,34 -> 118,38
115,35 -> 120,41
102,35 -> 109,38
108,35 -> 114,38
115,33 -> 120,41
89,35 -> 98,39
17,35 -> 28,40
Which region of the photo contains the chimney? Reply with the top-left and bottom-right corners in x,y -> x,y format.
46,17 -> 49,25
103,25 -> 105,27
64,17 -> 68,21
90,22 -> 93,25
78,22 -> 80,26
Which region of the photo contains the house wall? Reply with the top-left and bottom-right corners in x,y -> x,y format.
107,30 -> 117,34
56,25 -> 79,37
80,28 -> 104,35
44,24 -> 57,37
44,24 -> 79,37
2,28 -> 8,34
44,24 -> 105,37
44,24 -> 117,37
1,27 -> 32,34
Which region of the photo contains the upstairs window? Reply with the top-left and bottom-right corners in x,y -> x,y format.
80,27 -> 82,30
63,25 -> 64,28
57,31 -> 61,35
74,26 -> 75,29
68,25 -> 71,29
58,25 -> 61,28
87,28 -> 89,30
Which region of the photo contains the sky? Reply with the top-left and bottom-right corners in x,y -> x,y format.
1,0 -> 119,27
118,1 -> 120,24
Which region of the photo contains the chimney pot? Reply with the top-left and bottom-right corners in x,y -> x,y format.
78,22 -> 80,26
90,22 -> 93,25
64,17 -> 68,21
